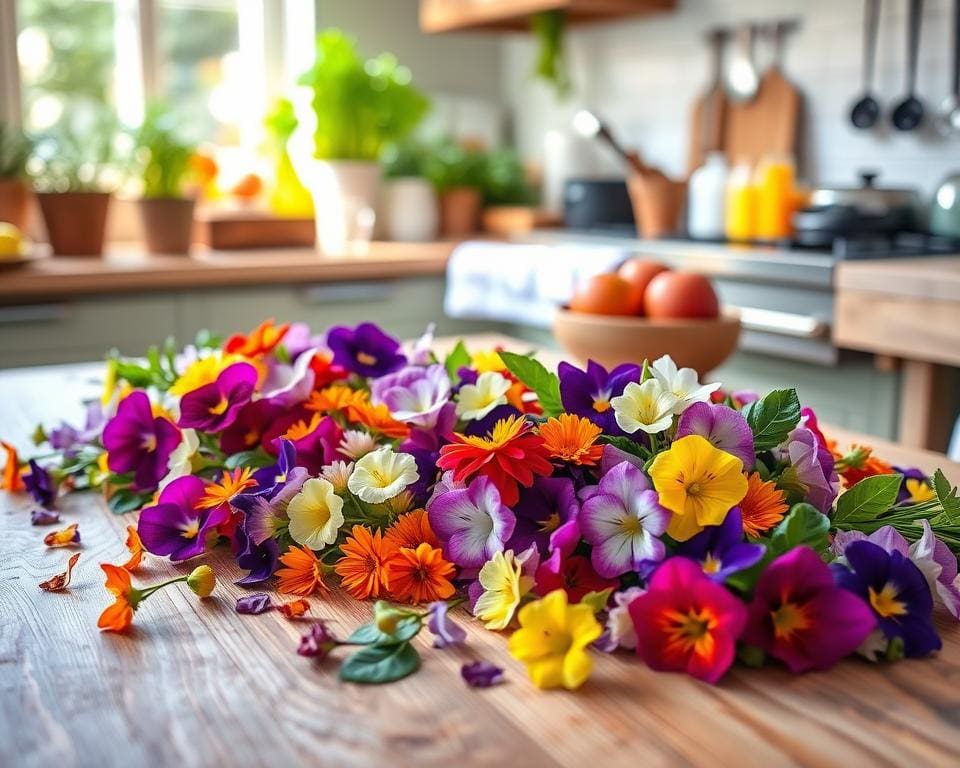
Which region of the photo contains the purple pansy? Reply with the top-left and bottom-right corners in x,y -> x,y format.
428,475 -> 516,569
24,460 -> 56,508
102,391 -> 181,492
326,322 -> 407,378
675,508 -> 765,582
260,347 -> 318,408
833,540 -> 941,658
371,364 -> 452,428
236,593 -> 274,615
137,475 -> 228,562
676,402 -> 754,468
297,621 -> 338,659
786,426 -> 839,514
279,322 -> 325,361
235,438 -> 298,503
558,360 -> 642,434
580,461 -> 670,578
599,443 -> 646,476
461,660 -> 504,688
509,477 -> 580,556
895,466 -> 930,504
219,399 -> 284,456
231,466 -> 309,545
232,518 -> 281,584
31,508 -> 61,526
178,362 -> 258,432
49,401 -> 105,458
426,601 -> 467,648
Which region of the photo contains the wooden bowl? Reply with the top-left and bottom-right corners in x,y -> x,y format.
553,308 -> 741,374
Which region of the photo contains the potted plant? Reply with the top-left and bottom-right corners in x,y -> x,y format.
425,140 -> 486,237
479,148 -> 547,236
381,141 -> 438,242
134,106 -> 197,254
294,29 -> 429,252
0,123 -> 33,231
31,115 -> 116,257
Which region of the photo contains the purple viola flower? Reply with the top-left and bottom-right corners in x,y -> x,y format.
401,402 -> 457,455
102,391 -> 181,492
509,477 -> 580,556
231,465 -> 309,545
219,399 -> 284,457
786,426 -> 839,514
236,593 -> 274,615
426,601 -> 467,648
895,466 -> 930,504
285,414 -> 344,475
599,443 -> 645,477
178,362 -> 258,433
675,508 -> 765,582
235,438 -> 298,503
579,461 -> 670,578
833,540 -> 942,658
280,322 -> 325,361
297,621 -> 338,659
461,403 -> 522,438
558,360 -> 642,434
31,508 -> 60,526
326,322 -> 406,378
428,475 -> 516,569
371,364 -> 452,428
49,401 -> 105,458
676,402 -> 754,468
260,347 -> 318,408
461,660 -> 504,688
137,475 -> 229,562
232,518 -> 281,584
24,460 -> 56,508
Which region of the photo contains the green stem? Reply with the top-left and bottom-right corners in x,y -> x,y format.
139,574 -> 189,599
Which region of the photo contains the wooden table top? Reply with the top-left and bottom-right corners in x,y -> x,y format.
3,338 -> 960,768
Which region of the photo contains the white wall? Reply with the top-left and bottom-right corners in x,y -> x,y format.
501,0 -> 960,196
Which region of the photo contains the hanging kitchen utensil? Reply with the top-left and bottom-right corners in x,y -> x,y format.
726,24 -> 759,103
572,109 -> 646,175
687,29 -> 729,174
892,0 -> 925,131
851,0 -> 882,129
935,0 -> 960,136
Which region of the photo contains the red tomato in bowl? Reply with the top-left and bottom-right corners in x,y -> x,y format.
569,273 -> 644,316
644,271 -> 719,319
618,258 -> 669,315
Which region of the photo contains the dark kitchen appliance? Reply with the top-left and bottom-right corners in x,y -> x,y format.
563,178 -> 636,233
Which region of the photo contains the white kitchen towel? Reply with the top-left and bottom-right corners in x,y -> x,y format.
444,241 -> 629,328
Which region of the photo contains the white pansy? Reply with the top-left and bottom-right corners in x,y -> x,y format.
455,371 -> 511,421
610,379 -> 678,434
650,355 -> 721,414
347,446 -> 420,503
158,428 -> 199,491
287,477 -> 345,550
338,429 -> 378,460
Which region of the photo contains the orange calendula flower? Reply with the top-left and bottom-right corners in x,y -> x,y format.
1,441 -> 25,492
196,467 -> 258,510
283,413 -> 324,441
384,509 -> 440,550
305,384 -> 366,414
44,523 -> 81,548
346,400 -> 410,439
276,544 -> 328,597
836,444 -> 895,487
278,598 -> 310,618
97,564 -> 141,633
386,543 -> 456,604
122,525 -> 145,571
39,552 -> 81,592
224,318 -> 291,357
538,413 -> 604,466
334,525 -> 397,600
739,472 -> 789,538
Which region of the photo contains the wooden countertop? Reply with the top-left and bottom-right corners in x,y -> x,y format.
0,241 -> 458,304
835,256 -> 960,303
2,335 -> 960,767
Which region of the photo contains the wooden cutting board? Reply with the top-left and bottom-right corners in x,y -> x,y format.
723,64 -> 801,167
687,85 -> 728,175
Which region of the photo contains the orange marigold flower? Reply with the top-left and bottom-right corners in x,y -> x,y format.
386,543 -> 456,604
305,384 -> 366,414
122,525 -> 145,571
384,509 -> 440,550
739,472 -> 789,538
1,441 -> 25,492
196,467 -> 258,510
346,400 -> 410,439
278,598 -> 310,618
276,544 -> 328,597
437,415 -> 554,506
837,444 -> 895,487
538,413 -> 603,466
334,525 -> 397,600
224,318 -> 291,357
283,413 -> 324,441
97,563 -> 140,632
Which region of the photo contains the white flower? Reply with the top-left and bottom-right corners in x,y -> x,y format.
158,428 -> 199,491
287,477 -> 345,550
610,379 -> 678,434
321,460 -> 354,493
606,587 -> 645,650
338,429 -> 378,460
651,355 -> 721,414
456,371 -> 511,421
347,447 -> 419,504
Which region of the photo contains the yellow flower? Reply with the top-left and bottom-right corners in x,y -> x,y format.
186,565 -> 217,598
649,434 -> 749,542
471,349 -> 506,374
101,359 -> 118,406
169,352 -> 250,396
456,371 -> 511,420
508,589 -> 602,690
475,550 -> 535,630
610,379 -> 678,434
287,477 -> 345,550
905,478 -> 935,504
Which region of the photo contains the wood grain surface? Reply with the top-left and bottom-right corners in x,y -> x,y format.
3,339 -> 960,768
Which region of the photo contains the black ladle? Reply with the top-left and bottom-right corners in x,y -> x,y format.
892,0 -> 925,131
851,0 -> 881,129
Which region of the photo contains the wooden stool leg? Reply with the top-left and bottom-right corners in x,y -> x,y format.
899,360 -> 951,451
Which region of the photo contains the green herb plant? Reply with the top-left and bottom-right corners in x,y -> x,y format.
30,111 -> 118,193
0,123 -> 32,179
531,10 -> 571,99
134,105 -> 196,199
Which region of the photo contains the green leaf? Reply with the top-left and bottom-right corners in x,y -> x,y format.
580,588 -> 614,614
770,503 -> 830,555
274,344 -> 291,365
107,488 -> 150,515
339,642 -> 421,684
346,623 -> 384,645
599,435 -> 647,459
113,360 -> 154,388
932,469 -> 960,525
224,449 -> 275,471
345,614 -> 421,645
832,474 -> 903,527
443,340 -> 470,382
741,389 -> 801,451
499,351 -> 563,417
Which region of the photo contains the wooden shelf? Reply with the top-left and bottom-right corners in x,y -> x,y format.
420,0 -> 675,33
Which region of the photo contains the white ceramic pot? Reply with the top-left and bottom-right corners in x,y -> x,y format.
296,158 -> 382,254
381,178 -> 439,242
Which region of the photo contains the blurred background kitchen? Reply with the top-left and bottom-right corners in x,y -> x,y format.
0,0 -> 958,457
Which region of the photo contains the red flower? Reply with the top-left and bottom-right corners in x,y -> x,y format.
535,553 -> 617,604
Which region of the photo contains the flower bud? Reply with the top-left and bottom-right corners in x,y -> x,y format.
186,565 -> 216,598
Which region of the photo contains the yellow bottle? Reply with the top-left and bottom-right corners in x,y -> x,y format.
725,162 -> 755,242
754,156 -> 795,241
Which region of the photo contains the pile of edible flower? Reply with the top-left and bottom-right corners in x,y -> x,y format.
8,318 -> 960,689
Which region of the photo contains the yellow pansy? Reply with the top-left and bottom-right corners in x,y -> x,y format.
471,349 -> 506,374
474,550 -> 535,630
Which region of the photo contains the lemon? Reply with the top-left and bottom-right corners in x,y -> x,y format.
0,222 -> 23,259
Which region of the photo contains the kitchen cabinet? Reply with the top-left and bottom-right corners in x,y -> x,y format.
419,0 -> 675,33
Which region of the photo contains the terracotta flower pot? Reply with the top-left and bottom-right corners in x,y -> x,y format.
0,178 -> 30,231
439,186 -> 482,237
139,197 -> 196,255
36,191 -> 111,257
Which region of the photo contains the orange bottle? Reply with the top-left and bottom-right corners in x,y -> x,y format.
754,156 -> 796,241
725,162 -> 755,242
